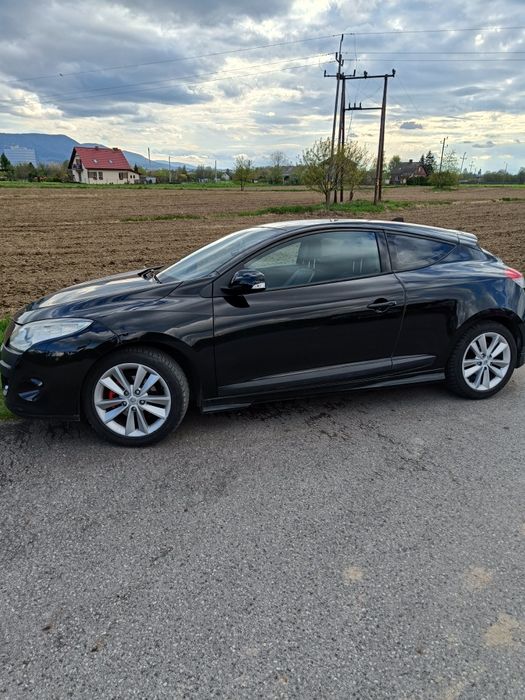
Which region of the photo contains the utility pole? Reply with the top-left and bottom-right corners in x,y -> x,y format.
460,151 -> 467,175
337,76 -> 346,202
214,159 -> 218,182
345,70 -> 395,204
326,35 -> 344,163
438,137 -> 447,174
168,155 -> 172,183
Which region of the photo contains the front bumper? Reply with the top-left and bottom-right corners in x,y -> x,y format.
1,321 -> 118,420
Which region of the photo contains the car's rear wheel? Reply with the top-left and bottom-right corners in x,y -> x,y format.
445,322 -> 517,399
83,347 -> 189,446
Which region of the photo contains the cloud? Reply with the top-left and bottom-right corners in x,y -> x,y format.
0,0 -> 524,170
119,0 -> 294,26
472,140 -> 496,149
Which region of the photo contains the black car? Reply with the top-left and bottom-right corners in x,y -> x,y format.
2,219 -> 524,446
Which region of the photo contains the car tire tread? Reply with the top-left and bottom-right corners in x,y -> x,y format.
445,321 -> 516,400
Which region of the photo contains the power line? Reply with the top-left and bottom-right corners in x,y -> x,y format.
343,25 -> 525,35
4,33 -> 340,85
6,24 -> 525,85
345,50 -> 525,55
353,58 -> 525,62
29,53 -> 332,102
47,59 -> 337,104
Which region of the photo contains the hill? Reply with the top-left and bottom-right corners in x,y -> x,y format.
0,133 -> 194,170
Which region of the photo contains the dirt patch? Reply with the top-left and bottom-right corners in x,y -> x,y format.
1,185 -> 524,315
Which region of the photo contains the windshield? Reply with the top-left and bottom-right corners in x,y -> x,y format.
156,226 -> 284,283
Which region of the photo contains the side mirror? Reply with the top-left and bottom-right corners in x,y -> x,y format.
226,269 -> 266,294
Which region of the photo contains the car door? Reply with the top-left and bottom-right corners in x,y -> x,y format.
384,230 -> 459,370
212,227 -> 406,397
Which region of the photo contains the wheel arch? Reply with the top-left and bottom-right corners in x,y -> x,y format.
450,308 -> 524,359
81,333 -> 206,409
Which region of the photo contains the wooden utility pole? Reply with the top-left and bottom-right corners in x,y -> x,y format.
338,76 -> 346,202
324,34 -> 344,203
460,151 -> 467,174
344,70 -> 395,204
326,35 -> 345,162
438,137 -> 447,174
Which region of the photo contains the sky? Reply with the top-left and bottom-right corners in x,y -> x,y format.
1,0 -> 524,171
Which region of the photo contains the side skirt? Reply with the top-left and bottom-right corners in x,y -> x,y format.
201,370 -> 445,414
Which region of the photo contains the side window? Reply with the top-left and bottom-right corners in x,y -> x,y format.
248,241 -> 301,269
246,230 -> 381,290
388,233 -> 454,271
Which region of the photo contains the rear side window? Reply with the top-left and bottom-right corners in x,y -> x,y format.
388,233 -> 454,271
438,244 -> 489,263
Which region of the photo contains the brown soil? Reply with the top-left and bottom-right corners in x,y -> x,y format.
1,185 -> 524,315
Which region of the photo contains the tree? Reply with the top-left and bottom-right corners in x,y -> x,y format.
233,155 -> 253,191
387,155 -> 401,177
339,141 -> 369,201
424,150 -> 437,175
268,150 -> 287,184
0,153 -> 13,178
429,151 -> 459,188
300,138 -> 336,204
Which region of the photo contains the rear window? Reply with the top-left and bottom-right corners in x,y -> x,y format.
388,233 -> 454,271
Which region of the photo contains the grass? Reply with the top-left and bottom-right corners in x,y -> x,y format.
0,180 -> 304,191
0,318 -> 13,420
122,213 -> 201,222
235,198 -> 414,218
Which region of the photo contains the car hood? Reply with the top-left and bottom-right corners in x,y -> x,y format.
15,269 -> 180,324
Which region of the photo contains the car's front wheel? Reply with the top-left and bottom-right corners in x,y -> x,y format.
83,347 -> 189,446
445,321 -> 517,399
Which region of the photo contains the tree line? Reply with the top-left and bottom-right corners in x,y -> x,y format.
2,148 -> 524,192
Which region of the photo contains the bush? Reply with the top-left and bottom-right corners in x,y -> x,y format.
429,170 -> 460,189
406,176 -> 430,186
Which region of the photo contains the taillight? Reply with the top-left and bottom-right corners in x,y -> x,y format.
505,267 -> 524,288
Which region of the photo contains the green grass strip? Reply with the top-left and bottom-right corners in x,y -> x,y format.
235,199 -> 414,217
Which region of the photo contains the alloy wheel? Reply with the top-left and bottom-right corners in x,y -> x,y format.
461,332 -> 511,392
93,362 -> 172,437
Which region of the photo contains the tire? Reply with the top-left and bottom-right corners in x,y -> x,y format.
82,346 -> 189,446
445,321 -> 517,399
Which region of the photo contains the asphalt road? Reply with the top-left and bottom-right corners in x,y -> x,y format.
1,375 -> 524,699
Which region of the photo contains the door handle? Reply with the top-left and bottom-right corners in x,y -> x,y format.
367,298 -> 397,312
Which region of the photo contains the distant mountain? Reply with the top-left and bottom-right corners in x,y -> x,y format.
0,133 -> 195,170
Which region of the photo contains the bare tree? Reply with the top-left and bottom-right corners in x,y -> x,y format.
233,155 -> 253,191
268,150 -> 287,184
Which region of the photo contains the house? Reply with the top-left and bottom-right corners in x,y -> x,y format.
68,146 -> 139,184
389,159 -> 427,185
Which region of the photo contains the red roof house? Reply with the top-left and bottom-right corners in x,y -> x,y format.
68,146 -> 139,184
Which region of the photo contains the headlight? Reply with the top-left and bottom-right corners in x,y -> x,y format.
9,319 -> 93,352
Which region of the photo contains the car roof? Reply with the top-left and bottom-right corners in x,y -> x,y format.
259,219 -> 478,246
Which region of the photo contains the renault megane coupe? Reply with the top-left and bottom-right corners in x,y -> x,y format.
2,219 -> 524,446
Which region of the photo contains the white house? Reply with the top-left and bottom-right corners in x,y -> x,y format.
68,146 -> 139,184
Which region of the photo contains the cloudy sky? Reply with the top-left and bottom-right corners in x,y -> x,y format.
1,0 -> 524,171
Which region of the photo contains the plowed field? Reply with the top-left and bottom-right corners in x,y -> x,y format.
1,185 -> 524,315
